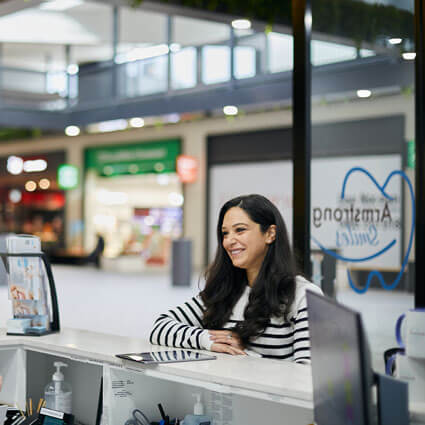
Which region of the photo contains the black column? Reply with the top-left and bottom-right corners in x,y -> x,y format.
292,0 -> 312,276
415,0 -> 425,308
112,6 -> 119,99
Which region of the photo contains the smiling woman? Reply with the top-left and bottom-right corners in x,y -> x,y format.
150,194 -> 322,363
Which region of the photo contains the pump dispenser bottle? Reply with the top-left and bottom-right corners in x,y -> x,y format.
44,361 -> 72,413
182,393 -> 212,425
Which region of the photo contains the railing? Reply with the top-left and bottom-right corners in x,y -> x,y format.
0,31 -> 378,111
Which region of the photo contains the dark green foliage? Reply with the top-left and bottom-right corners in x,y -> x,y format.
131,0 -> 413,44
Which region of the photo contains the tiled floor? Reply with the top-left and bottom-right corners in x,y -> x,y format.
0,265 -> 414,373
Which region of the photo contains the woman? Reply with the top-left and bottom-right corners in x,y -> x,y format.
150,194 -> 322,363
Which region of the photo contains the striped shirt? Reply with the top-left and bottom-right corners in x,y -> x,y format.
149,276 -> 323,363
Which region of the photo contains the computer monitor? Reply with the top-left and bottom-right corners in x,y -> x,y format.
306,290 -> 375,425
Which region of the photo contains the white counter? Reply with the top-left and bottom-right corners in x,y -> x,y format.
0,328 -> 313,406
0,328 -> 315,425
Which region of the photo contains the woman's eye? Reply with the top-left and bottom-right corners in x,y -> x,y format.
222,231 -> 228,237
236,228 -> 246,233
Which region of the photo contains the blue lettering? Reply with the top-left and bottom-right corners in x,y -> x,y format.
336,224 -> 380,248
368,224 -> 379,246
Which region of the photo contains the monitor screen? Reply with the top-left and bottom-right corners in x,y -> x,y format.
307,290 -> 374,425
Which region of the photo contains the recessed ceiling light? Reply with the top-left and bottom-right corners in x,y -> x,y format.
402,52 -> 416,60
223,105 -> 238,116
25,181 -> 37,192
388,38 -> 402,45
231,19 -> 251,30
9,189 -> 22,203
65,125 -> 80,136
129,117 -> 145,128
357,89 -> 372,98
67,64 -> 79,75
39,179 -> 50,190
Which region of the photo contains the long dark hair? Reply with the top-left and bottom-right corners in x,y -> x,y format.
200,194 -> 297,346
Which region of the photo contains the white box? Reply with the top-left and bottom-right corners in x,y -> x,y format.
396,354 -> 425,403
6,234 -> 41,254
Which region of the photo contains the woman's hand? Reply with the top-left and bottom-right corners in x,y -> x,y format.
209,330 -> 246,355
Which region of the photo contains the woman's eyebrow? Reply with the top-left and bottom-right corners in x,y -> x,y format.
231,222 -> 248,227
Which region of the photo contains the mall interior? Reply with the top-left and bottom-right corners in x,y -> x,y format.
0,0 -> 423,424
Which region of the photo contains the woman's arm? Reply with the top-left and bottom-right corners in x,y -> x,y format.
149,295 -> 213,350
292,304 -> 312,364
292,280 -> 323,364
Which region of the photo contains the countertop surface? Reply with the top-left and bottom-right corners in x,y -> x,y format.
0,328 -> 313,405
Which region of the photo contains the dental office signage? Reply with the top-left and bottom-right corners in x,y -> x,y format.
311,155 -> 414,294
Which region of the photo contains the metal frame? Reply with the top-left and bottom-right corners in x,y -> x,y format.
415,0 -> 425,307
292,0 -> 312,276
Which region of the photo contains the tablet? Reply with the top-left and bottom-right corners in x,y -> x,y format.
116,350 -> 216,364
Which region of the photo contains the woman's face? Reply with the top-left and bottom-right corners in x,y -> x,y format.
221,207 -> 275,276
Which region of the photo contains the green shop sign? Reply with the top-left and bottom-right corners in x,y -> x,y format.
58,164 -> 79,190
85,139 -> 181,176
407,140 -> 415,169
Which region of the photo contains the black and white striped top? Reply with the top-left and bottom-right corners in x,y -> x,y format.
149,276 -> 322,363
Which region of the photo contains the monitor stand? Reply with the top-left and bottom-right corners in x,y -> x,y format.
375,373 -> 409,425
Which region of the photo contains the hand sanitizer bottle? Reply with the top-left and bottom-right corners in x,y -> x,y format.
44,361 -> 72,414
182,393 -> 212,425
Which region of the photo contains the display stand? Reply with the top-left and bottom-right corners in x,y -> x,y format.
0,251 -> 60,336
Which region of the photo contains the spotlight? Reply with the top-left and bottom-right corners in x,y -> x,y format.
357,89 -> 372,99
65,125 -> 80,136
223,105 -> 238,116
231,19 -> 251,30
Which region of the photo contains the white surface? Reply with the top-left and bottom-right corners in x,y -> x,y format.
0,328 -> 313,407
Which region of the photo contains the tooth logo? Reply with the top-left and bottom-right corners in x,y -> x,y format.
312,167 -> 415,294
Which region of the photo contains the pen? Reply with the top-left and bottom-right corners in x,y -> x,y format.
158,403 -> 166,421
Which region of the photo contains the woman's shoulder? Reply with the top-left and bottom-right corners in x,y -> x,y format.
288,275 -> 323,316
295,275 -> 323,295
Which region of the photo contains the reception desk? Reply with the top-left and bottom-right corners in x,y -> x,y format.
1,329 -> 424,425
0,328 -> 314,425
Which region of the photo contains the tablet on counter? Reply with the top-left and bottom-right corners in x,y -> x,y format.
116,350 -> 216,364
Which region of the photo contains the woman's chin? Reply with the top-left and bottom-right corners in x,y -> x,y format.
231,259 -> 246,269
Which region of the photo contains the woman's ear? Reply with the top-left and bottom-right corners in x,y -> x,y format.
266,225 -> 277,244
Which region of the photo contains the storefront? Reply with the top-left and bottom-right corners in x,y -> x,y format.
84,139 -> 183,269
0,151 -> 66,254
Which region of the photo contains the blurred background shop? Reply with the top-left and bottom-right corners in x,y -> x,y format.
84,139 -> 183,270
0,151 -> 67,254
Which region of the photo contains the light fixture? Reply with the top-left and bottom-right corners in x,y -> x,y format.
24,159 -> 47,173
25,181 -> 37,192
7,156 -> 24,175
67,64 -> 79,75
65,125 -> 80,136
39,0 -> 83,11
357,89 -> 372,99
165,113 -> 180,123
39,178 -> 50,190
231,19 -> 251,30
223,105 -> 238,116
98,119 -> 128,133
129,117 -> 145,128
388,37 -> 402,45
9,189 -> 22,203
402,52 -> 416,60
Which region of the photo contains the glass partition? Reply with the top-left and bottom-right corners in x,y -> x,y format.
311,0 -> 415,373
